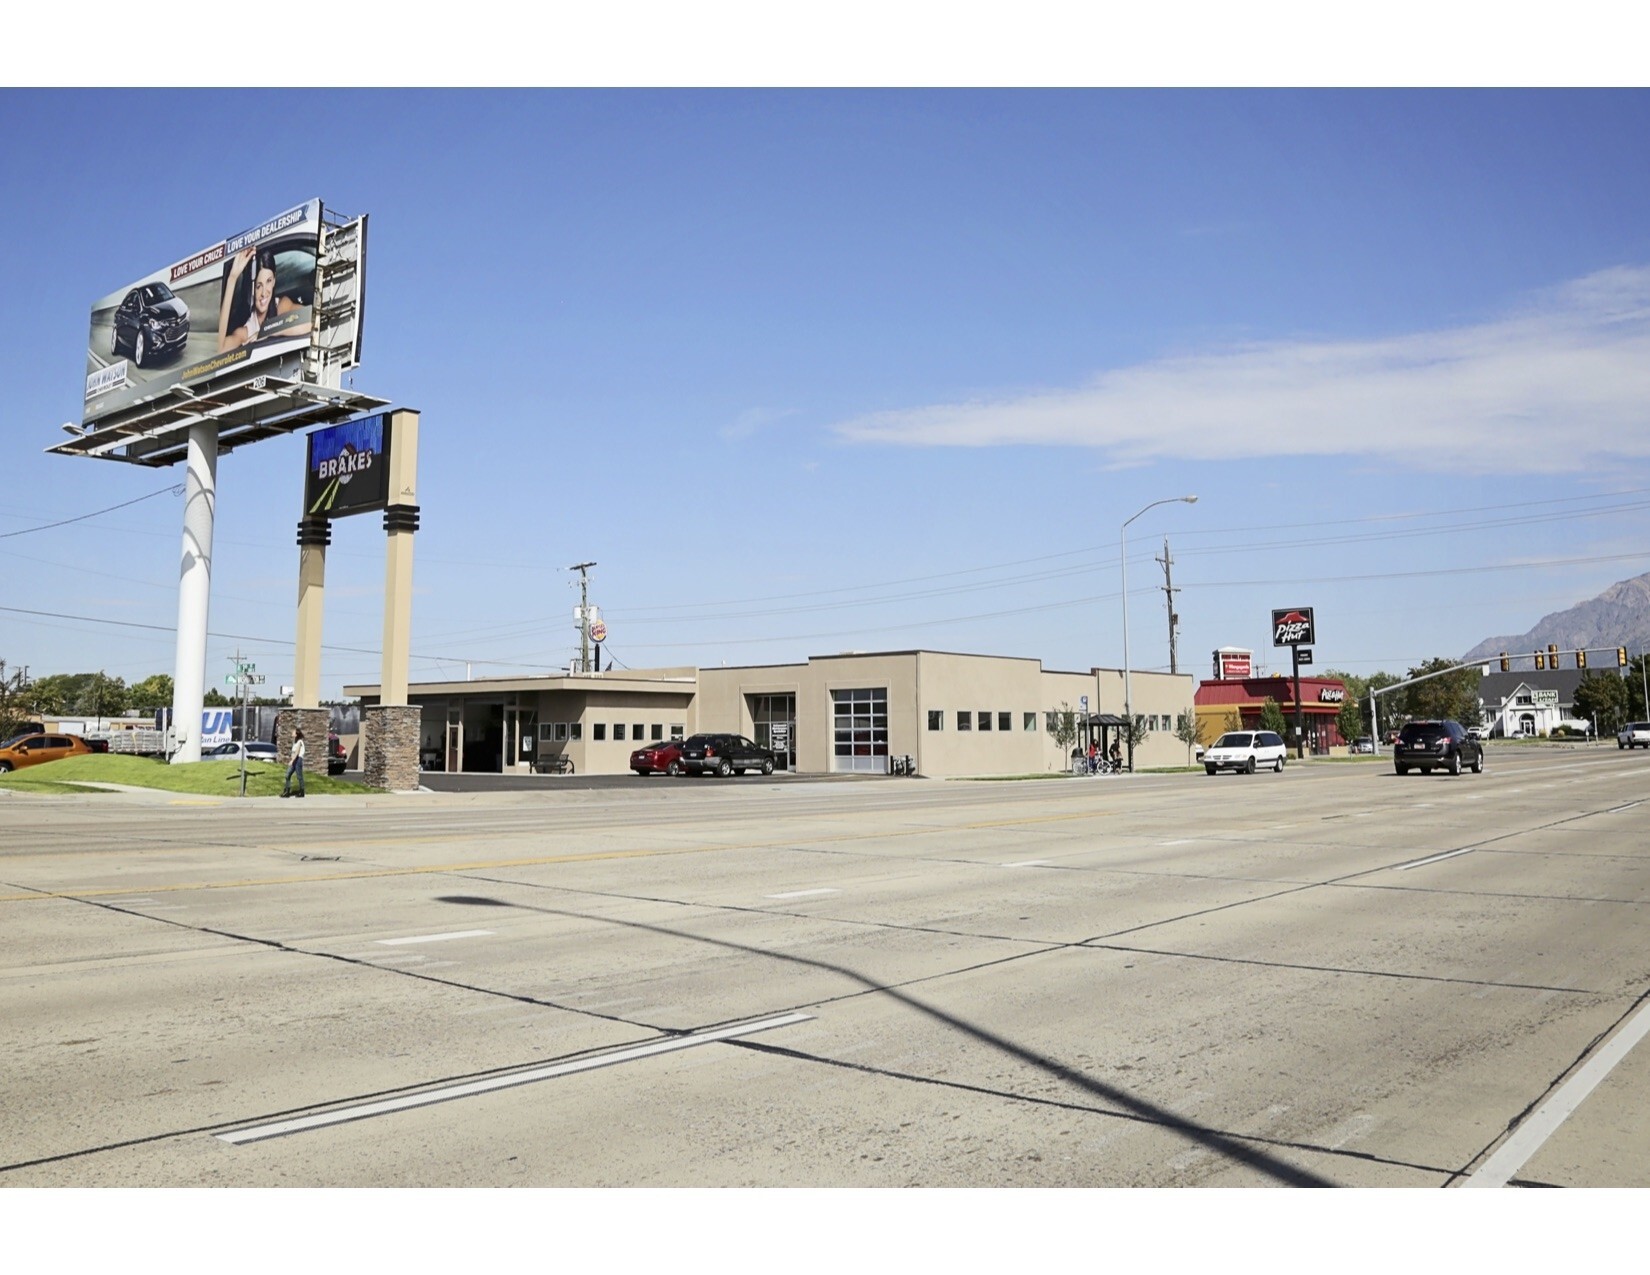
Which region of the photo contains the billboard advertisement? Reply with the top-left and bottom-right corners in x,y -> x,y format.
1272,607 -> 1316,647
82,199 -> 323,426
1213,647 -> 1253,679
305,414 -> 391,518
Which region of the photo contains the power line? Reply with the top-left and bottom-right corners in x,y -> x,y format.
0,485 -> 182,539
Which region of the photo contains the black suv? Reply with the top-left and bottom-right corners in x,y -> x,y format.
1394,720 -> 1484,776
111,282 -> 190,367
680,733 -> 776,777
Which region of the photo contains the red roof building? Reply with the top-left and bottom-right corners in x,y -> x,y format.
1194,674 -> 1350,753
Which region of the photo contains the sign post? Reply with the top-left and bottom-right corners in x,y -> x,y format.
1272,607 -> 1316,759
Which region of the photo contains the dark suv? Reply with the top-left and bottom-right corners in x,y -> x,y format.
1394,720 -> 1483,776
111,282 -> 190,367
680,733 -> 776,777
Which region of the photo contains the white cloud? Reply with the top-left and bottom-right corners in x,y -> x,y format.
720,407 -> 798,442
832,266 -> 1650,475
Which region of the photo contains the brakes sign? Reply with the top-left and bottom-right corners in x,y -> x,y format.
1271,607 -> 1315,646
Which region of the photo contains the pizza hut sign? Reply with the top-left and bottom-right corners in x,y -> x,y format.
1318,688 -> 1345,703
1271,607 -> 1316,647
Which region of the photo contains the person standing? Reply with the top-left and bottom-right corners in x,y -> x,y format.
281,729 -> 306,798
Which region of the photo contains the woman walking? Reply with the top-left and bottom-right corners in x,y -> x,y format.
281,729 -> 306,798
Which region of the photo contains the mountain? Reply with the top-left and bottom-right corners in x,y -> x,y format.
1463,571 -> 1650,669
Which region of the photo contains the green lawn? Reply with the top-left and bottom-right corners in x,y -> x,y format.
0,753 -> 371,797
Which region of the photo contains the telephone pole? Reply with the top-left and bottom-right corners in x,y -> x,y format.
570,562 -> 597,674
1156,538 -> 1182,675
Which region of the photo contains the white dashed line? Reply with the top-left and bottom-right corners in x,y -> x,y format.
765,888 -> 839,899
1396,848 -> 1473,872
1001,859 -> 1053,868
216,1011 -> 814,1145
1465,999 -> 1650,1188
376,930 -> 494,946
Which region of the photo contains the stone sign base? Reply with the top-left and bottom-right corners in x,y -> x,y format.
364,704 -> 422,792
275,709 -> 331,783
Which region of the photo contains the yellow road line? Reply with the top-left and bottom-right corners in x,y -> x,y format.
0,806 -> 1116,903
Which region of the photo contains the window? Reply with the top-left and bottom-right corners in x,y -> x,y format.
651,724 -> 663,741
569,722 -> 582,741
556,723 -> 569,742
928,710 -> 943,731
978,712 -> 991,731
1024,712 -> 1036,731
958,711 -> 971,731
832,687 -> 888,773
633,724 -> 644,741
670,724 -> 684,740
592,723 -> 606,741
613,723 -> 626,741
998,712 -> 1012,733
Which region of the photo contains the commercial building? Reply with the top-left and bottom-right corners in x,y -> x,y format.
1193,674 -> 1351,753
346,650 -> 1194,778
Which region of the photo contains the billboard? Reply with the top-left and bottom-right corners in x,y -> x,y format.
1213,647 -> 1253,679
82,200 -> 324,426
305,414 -> 391,517
1272,607 -> 1316,647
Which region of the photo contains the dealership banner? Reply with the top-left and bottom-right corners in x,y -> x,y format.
305,414 -> 391,517
82,199 -> 323,425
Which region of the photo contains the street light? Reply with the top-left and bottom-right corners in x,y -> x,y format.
1121,495 -> 1198,772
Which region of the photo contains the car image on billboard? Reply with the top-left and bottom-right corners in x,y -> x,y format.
82,199 -> 323,426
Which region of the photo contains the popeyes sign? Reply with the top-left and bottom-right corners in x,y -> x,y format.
1271,607 -> 1316,647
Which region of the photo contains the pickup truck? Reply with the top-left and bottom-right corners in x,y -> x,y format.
1619,722 -> 1650,750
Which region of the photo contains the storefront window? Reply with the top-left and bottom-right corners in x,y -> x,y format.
833,688 -> 888,773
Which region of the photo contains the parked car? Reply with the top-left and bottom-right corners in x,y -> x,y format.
327,731 -> 347,775
1466,726 -> 1487,742
679,733 -> 776,777
0,732 -> 95,773
110,281 -> 190,367
631,737 -> 691,776
1394,720 -> 1483,776
1351,736 -> 1375,754
204,740 -> 279,762
1203,731 -> 1288,775
1619,722 -> 1650,750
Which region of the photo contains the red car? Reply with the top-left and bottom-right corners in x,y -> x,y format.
630,737 -> 691,776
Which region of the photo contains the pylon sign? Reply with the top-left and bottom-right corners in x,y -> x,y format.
305,414 -> 391,517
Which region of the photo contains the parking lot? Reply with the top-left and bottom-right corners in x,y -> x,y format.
3,745 -> 1649,1187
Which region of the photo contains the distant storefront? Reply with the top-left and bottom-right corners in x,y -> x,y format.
1194,674 -> 1350,754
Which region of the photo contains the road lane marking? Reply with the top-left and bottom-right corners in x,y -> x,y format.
1001,859 -> 1053,868
1396,848 -> 1473,871
1604,801 -> 1643,814
376,929 -> 494,946
765,888 -> 839,899
1465,998 -> 1650,1188
216,1011 -> 814,1145
1158,840 -> 1195,847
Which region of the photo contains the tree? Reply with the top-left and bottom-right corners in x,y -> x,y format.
1047,703 -> 1077,765
0,660 -> 41,739
128,674 -> 174,713
26,672 -> 128,718
1259,697 -> 1289,739
1573,671 -> 1631,736
1401,657 -> 1482,726
1126,713 -> 1150,751
1336,695 -> 1364,745
1222,709 -> 1243,735
1174,709 -> 1201,763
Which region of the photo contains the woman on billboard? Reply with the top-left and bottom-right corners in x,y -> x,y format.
217,245 -> 313,352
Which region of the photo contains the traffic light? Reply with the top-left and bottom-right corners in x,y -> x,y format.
1534,651 -> 1545,670
1577,649 -> 1587,669
1499,653 -> 1510,672
1548,644 -> 1559,668
1620,647 -> 1630,667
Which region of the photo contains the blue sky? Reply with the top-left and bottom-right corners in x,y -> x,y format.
5,81 -> 1650,701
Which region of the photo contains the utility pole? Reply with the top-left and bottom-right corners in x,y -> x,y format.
1156,538 -> 1181,675
570,561 -> 597,674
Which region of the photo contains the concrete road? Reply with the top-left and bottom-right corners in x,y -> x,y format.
3,746 -> 1648,1187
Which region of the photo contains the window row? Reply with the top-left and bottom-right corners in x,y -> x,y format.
537,722 -> 685,743
928,711 -> 1041,732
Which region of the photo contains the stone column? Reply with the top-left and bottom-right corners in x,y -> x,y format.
275,708 -> 332,782
364,704 -> 423,792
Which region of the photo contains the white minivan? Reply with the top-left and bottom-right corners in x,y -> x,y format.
1203,730 -> 1288,775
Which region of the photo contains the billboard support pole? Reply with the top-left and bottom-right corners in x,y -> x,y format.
169,420 -> 218,764
361,409 -> 421,792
